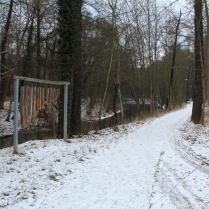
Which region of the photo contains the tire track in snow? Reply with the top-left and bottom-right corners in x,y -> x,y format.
149,105 -> 206,208
162,160 -> 207,208
151,167 -> 200,209
173,132 -> 209,175
150,105 -> 209,209
149,143 -> 203,209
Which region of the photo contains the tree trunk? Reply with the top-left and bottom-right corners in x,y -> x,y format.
147,0 -> 154,114
204,0 -> 209,103
112,83 -> 118,124
6,85 -> 13,122
97,46 -> 114,133
167,11 -> 182,109
114,4 -> 123,124
192,0 -> 204,124
22,18 -> 34,83
57,0 -> 83,137
36,1 -> 41,79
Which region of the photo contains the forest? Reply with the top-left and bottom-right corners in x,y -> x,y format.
0,0 -> 207,137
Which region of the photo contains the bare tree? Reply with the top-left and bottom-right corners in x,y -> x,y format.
0,0 -> 14,110
167,10 -> 182,109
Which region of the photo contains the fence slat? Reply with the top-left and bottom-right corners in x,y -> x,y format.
32,87 -> 37,118
24,86 -> 29,126
28,87 -> 33,122
20,86 -> 24,127
41,88 -> 45,109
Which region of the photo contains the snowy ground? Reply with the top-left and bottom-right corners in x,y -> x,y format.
1,103 -> 209,209
0,109 -> 14,137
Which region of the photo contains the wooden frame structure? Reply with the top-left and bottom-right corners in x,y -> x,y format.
13,76 -> 70,153
19,86 -> 60,127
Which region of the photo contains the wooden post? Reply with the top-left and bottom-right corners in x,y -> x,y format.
38,87 -> 41,111
20,86 -> 24,127
50,88 -> 53,103
32,87 -> 37,118
36,87 -> 40,112
64,84 -> 68,141
28,87 -> 33,122
13,78 -> 19,154
41,88 -> 44,109
47,88 -> 50,105
24,86 -> 29,126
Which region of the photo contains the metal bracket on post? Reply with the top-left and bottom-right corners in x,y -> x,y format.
13,78 -> 19,154
64,84 -> 68,141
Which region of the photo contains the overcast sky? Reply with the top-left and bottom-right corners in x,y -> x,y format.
158,0 -> 189,12
85,0 -> 190,16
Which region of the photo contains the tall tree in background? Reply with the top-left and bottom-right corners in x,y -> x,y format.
0,0 -> 14,110
0,0 -> 31,110
167,11 -> 182,110
35,0 -> 42,79
191,0 -> 205,124
57,0 -> 82,137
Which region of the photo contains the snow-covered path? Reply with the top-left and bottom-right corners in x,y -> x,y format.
2,104 -> 208,209
32,106 -> 191,209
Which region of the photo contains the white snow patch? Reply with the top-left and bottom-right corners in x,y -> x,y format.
1,103 -> 209,208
